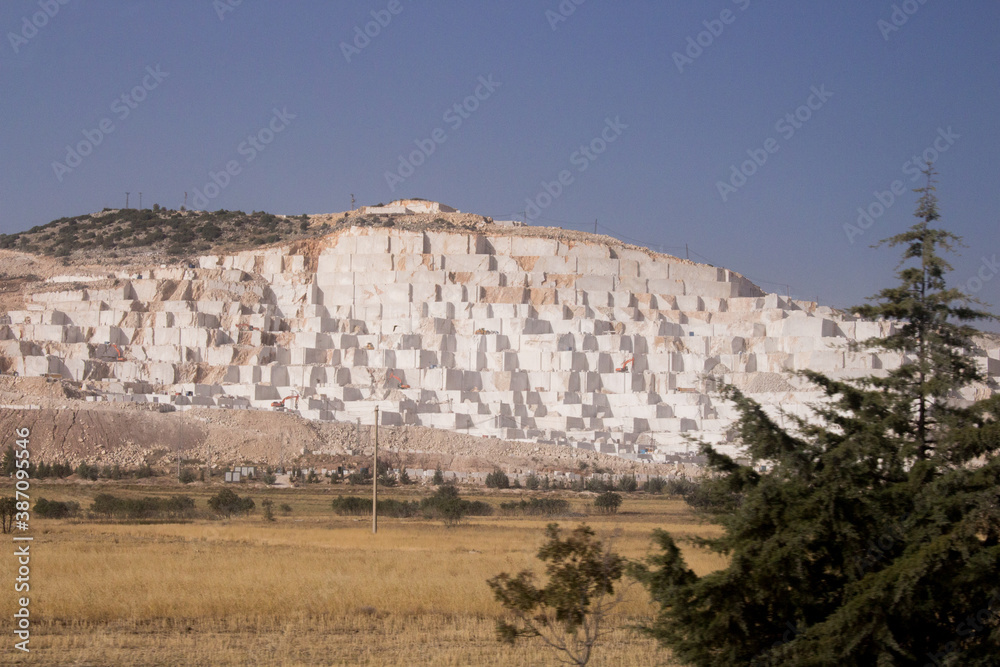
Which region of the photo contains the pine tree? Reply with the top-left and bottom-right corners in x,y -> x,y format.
631,166 -> 1000,666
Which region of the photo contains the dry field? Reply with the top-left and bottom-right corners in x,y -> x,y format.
0,482 -> 726,666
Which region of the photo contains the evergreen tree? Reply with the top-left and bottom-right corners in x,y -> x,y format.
631,166 -> 1000,666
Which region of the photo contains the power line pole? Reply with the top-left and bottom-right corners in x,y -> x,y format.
685,243 -> 689,260
125,192 -> 130,209
373,406 -> 379,535
593,219 -> 597,235
183,192 -> 188,210
139,192 -> 143,209
350,193 -> 355,210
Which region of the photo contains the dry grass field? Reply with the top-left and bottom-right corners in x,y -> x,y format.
0,481 -> 726,666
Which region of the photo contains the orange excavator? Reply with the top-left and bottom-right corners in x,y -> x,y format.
271,394 -> 299,410
616,357 -> 634,373
389,372 -> 410,389
103,342 -> 125,361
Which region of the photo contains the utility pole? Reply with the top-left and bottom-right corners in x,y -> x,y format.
685,243 -> 689,260
139,192 -> 143,209
125,192 -> 130,209
373,406 -> 379,535
350,193 -> 355,211
593,219 -> 597,235
183,192 -> 188,210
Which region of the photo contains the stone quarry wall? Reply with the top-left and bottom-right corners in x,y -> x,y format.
1,226 -> 997,461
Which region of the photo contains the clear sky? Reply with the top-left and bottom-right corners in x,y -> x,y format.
2,0 -> 998,322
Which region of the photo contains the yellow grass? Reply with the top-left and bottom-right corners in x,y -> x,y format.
0,483 -> 726,665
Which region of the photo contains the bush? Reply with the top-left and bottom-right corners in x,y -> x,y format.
347,469 -> 371,485
617,475 -> 638,493
585,477 -> 609,493
34,498 -> 80,519
178,468 -> 197,484
90,493 -> 196,520
525,473 -> 540,490
420,486 -> 492,525
75,462 -> 99,481
644,476 -> 667,494
331,496 -> 419,518
207,488 -> 255,518
498,497 -> 570,517
279,503 -> 292,514
594,492 -> 622,515
485,469 -> 510,489
262,499 -> 275,522
432,466 -> 445,485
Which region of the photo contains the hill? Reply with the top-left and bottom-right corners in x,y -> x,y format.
0,208 -> 997,473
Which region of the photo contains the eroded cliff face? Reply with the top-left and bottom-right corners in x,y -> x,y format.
2,225 -> 997,462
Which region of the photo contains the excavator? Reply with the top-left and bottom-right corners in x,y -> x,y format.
271,394 -> 299,410
103,342 -> 125,361
389,372 -> 410,389
616,357 -> 634,373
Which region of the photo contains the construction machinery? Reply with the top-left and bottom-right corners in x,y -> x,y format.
102,342 -> 125,361
271,394 -> 299,410
389,372 -> 410,389
616,357 -> 634,373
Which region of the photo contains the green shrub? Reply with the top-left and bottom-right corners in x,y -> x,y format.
34,498 -> 80,519
644,476 -> 667,494
498,497 -> 570,517
90,493 -> 196,520
485,469 -> 510,489
594,492 -> 622,515
207,488 -> 255,518
420,486 -> 489,525
617,475 -> 638,493
331,496 -> 419,518
75,462 -> 99,481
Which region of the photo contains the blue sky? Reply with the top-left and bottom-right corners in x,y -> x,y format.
1,0 -> 998,322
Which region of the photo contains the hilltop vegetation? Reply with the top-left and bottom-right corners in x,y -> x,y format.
0,207 -> 322,261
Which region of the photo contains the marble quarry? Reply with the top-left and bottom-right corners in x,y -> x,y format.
2,225 -> 998,460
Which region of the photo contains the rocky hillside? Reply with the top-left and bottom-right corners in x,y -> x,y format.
1,212 -> 997,469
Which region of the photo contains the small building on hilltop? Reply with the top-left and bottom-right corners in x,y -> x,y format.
360,199 -> 458,215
